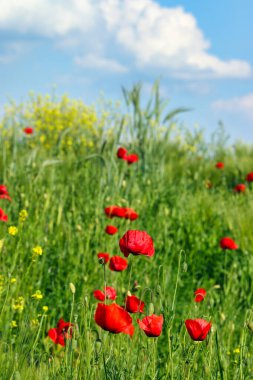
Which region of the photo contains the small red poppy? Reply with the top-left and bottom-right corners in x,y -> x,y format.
194,288 -> 206,302
220,237 -> 238,250
105,225 -> 118,235
0,185 -> 11,201
126,154 -> 139,165
137,314 -> 163,337
123,208 -> 139,221
23,127 -> 34,135
246,172 -> 253,182
48,319 -> 73,346
109,256 -> 128,271
125,295 -> 145,313
119,230 -> 155,258
94,303 -> 134,337
234,184 -> 246,193
117,147 -> 128,159
185,318 -> 211,341
97,253 -> 110,264
215,162 -> 224,169
93,286 -> 117,301
104,206 -> 126,218
0,208 -> 8,222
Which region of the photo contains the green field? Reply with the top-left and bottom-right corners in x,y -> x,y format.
0,85 -> 253,380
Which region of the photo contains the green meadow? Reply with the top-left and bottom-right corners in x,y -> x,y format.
0,84 -> 253,379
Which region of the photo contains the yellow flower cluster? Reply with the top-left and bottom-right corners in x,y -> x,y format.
31,290 -> 43,300
13,296 -> 25,312
19,209 -> 28,222
8,226 -> 18,236
32,246 -> 43,262
11,94 -> 101,152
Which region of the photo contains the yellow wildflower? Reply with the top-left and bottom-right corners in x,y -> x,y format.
31,290 -> 43,300
10,320 -> 18,328
19,209 -> 28,222
233,347 -> 240,354
13,296 -> 25,312
8,226 -> 18,236
42,305 -> 48,312
32,246 -> 43,261
10,278 -> 17,284
31,319 -> 39,326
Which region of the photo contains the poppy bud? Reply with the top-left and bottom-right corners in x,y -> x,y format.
69,283 -> 76,294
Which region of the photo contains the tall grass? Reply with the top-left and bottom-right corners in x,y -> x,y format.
0,84 -> 253,379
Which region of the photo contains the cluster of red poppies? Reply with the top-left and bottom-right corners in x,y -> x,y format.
93,229 -> 164,338
47,154 -> 242,347
0,185 -> 12,222
215,162 -> 253,193
104,205 -> 139,236
117,147 -> 139,165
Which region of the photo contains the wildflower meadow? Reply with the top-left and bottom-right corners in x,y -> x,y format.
0,84 -> 253,380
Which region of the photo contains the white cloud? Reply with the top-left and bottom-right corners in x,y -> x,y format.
100,0 -> 251,78
75,54 -> 128,73
212,93 -> 253,119
0,0 -> 251,78
0,0 -> 95,36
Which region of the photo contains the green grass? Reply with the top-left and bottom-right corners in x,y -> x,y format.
1,88 -> 253,380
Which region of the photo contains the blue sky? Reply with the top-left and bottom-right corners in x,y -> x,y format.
0,0 -> 252,142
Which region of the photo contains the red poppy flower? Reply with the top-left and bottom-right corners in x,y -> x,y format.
117,147 -> 128,159
215,162 -> 224,169
246,172 -> 253,182
109,256 -> 128,271
94,303 -> 134,337
48,319 -> 73,346
234,184 -> 246,193
126,154 -> 139,165
104,206 -> 126,218
97,252 -> 110,264
0,185 -> 11,201
23,127 -> 34,135
93,286 -> 117,301
194,288 -> 206,302
0,208 -> 8,222
119,230 -> 155,258
105,225 -> 118,235
125,295 -> 145,313
220,237 -> 238,250
123,208 -> 138,221
137,314 -> 163,337
185,318 -> 211,341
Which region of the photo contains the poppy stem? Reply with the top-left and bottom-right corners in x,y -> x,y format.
171,249 -> 183,313
103,262 -> 107,304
